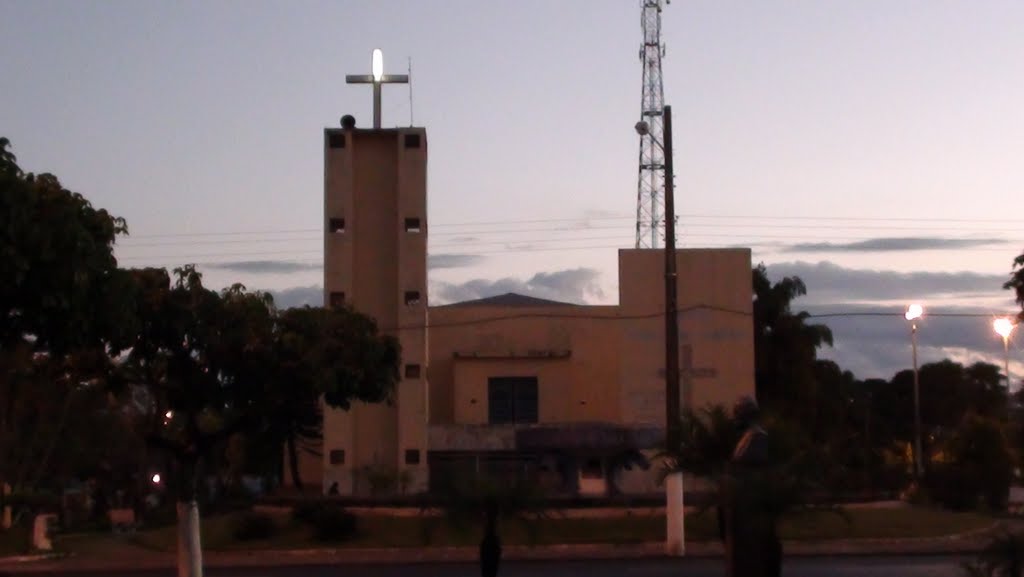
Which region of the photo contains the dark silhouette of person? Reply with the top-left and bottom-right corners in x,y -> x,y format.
479,497 -> 502,577
723,396 -> 782,577
327,482 -> 339,496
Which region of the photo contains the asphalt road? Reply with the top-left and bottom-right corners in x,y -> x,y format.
15,556 -> 975,577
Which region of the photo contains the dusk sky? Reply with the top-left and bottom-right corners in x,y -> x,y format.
3,0 -> 1023,379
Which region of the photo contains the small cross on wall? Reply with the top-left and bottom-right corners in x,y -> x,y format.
346,48 -> 409,129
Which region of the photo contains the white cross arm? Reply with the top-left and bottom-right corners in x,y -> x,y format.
346,74 -> 409,84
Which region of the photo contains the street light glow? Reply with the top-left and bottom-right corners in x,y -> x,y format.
995,317 -> 1015,339
164,410 -> 173,419
905,304 -> 923,321
372,48 -> 384,82
151,473 -> 161,484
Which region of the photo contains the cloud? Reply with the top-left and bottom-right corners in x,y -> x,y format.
208,254 -> 484,275
427,254 -> 486,270
764,261 -> 1010,305
431,268 -> 605,305
785,237 -> 1006,253
270,285 -> 322,309
803,303 -> 1022,380
209,260 -> 322,274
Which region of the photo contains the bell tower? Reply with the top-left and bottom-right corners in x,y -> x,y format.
320,104 -> 429,494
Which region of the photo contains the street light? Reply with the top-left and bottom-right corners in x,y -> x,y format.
637,107 -> 682,556
905,304 -> 924,479
994,318 -> 1016,389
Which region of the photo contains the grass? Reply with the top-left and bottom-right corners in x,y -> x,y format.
48,505 -> 993,554
0,527 -> 31,556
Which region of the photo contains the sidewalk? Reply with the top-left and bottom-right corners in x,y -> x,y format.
0,520 -> 1004,574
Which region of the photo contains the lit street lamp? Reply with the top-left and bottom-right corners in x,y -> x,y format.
994,318 -> 1016,389
905,304 -> 924,479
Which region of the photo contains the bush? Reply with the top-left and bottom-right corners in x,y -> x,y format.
309,506 -> 358,542
230,512 -> 277,541
927,413 -> 1013,512
290,501 -> 323,525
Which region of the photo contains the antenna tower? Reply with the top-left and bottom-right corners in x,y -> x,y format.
635,0 -> 667,249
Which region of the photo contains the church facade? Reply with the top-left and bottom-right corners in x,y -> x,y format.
299,123 -> 755,497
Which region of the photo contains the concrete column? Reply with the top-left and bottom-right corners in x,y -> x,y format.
665,471 -> 685,556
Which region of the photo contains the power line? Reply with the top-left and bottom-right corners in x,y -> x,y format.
119,212 -> 1024,241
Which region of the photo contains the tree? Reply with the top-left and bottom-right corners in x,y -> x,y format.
663,404 -> 845,568
1004,253 -> 1024,316
115,268 -> 401,577
263,305 -> 401,491
112,267 -> 276,577
751,264 -> 833,416
0,137 -> 132,523
424,474 -> 549,577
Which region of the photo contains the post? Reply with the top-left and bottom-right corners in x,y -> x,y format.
1004,337 -> 1011,390
911,322 -> 923,479
373,83 -> 382,129
662,105 -> 684,557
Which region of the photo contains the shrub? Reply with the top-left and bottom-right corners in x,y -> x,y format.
927,413 -> 1014,512
230,512 -> 277,541
308,506 -> 358,543
290,500 -> 323,525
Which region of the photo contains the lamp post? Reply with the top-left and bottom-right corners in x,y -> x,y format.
637,106 -> 681,556
905,304 -> 924,479
994,318 -> 1015,389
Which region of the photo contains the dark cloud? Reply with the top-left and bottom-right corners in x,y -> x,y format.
765,261 -> 1010,304
803,303 -> 1020,380
786,237 -> 1006,253
269,285 -> 322,309
210,260 -> 322,274
428,254 -> 487,270
431,268 -> 605,305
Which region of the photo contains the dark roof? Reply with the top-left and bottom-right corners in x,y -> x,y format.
436,292 -> 577,308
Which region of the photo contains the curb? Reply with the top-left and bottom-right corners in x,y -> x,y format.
0,522 -> 1004,573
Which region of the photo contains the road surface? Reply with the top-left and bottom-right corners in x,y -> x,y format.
12,556 -> 974,577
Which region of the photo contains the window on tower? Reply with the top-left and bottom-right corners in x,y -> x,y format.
329,218 -> 346,233
404,133 -> 421,148
404,449 -> 421,465
404,291 -> 421,306
405,364 -> 421,379
328,133 -> 346,149
404,218 -> 421,233
329,292 -> 346,307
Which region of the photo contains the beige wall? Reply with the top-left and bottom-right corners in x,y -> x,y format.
424,249 -> 755,431
315,124 -> 754,497
318,127 -> 429,495
426,306 -> 622,427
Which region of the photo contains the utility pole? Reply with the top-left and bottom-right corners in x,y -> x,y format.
662,105 -> 683,557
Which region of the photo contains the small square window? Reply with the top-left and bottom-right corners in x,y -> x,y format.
329,218 -> 345,233
404,291 -> 421,306
328,133 -> 346,149
329,292 -> 346,307
404,134 -> 421,148
404,217 -> 421,233
404,449 -> 420,465
329,449 -> 345,465
405,364 -> 421,379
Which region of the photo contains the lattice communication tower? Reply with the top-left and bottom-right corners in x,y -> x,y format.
635,0 -> 667,249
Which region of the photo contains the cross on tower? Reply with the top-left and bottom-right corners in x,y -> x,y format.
346,48 -> 409,129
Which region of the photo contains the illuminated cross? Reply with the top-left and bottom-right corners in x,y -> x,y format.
346,48 -> 409,129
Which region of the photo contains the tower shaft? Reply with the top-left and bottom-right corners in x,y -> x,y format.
635,0 -> 667,249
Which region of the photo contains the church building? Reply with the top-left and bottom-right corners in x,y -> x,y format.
299,108 -> 755,498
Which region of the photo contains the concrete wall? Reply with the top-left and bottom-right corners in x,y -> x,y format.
318,127 -> 430,495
